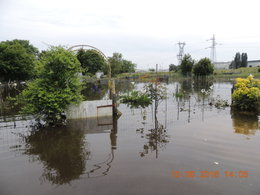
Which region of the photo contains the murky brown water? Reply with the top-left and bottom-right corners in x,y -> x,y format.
0,79 -> 260,195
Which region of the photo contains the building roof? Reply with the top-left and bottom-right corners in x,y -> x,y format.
248,60 -> 260,63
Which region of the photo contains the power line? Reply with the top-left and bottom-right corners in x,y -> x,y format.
206,34 -> 220,64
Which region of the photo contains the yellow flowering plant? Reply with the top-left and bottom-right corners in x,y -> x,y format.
232,75 -> 260,111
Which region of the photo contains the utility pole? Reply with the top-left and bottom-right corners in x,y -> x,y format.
206,34 -> 219,64
177,42 -> 186,65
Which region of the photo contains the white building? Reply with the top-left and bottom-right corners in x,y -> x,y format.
248,60 -> 260,67
95,71 -> 104,79
214,60 -> 260,69
214,62 -> 231,69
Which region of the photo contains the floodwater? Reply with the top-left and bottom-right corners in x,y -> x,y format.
0,78 -> 260,195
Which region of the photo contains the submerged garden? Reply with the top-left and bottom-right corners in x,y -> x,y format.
0,39 -> 260,195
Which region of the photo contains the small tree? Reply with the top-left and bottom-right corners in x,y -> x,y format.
193,58 -> 214,76
180,54 -> 194,76
19,46 -> 83,126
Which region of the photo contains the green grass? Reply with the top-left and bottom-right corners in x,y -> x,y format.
214,67 -> 260,78
82,67 -> 260,82
116,71 -> 184,81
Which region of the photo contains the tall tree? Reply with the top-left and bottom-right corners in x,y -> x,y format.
76,49 -> 106,75
180,54 -> 194,76
108,53 -> 136,76
121,59 -> 136,73
11,39 -> 39,56
234,52 -> 241,69
0,39 -> 38,81
108,53 -> 123,76
229,61 -> 236,69
241,53 -> 248,67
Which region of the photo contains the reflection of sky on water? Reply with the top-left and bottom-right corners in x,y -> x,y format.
0,79 -> 260,194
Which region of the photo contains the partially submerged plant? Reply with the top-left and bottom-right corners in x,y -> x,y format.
200,85 -> 213,95
209,96 -> 230,109
120,82 -> 167,108
174,91 -> 185,99
120,90 -> 152,108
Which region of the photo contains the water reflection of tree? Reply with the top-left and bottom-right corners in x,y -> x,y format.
193,77 -> 214,103
174,78 -> 213,101
179,78 -> 193,98
193,77 -> 214,93
115,80 -> 135,95
231,111 -> 260,135
139,114 -> 169,158
24,127 -> 89,185
173,78 -> 214,122
82,82 -> 108,100
138,82 -> 169,158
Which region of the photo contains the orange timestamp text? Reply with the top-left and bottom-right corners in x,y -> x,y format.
171,169 -> 249,178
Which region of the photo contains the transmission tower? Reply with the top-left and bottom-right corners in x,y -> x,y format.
177,42 -> 186,65
206,34 -> 219,64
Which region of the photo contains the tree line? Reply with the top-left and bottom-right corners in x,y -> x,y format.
169,54 -> 214,76
0,39 -> 136,81
229,52 -> 248,69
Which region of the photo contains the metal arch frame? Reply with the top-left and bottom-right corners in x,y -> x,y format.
68,44 -> 111,79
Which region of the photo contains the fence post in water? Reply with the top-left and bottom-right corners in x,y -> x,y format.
109,79 -> 121,116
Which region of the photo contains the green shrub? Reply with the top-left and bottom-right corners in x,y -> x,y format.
232,75 -> 260,111
18,46 -> 83,126
193,58 -> 214,76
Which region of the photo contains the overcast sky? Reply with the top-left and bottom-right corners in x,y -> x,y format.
1,0 -> 260,69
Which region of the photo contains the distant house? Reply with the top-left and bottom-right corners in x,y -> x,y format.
95,71 -> 104,79
214,60 -> 260,69
135,69 -> 147,73
247,60 -> 260,67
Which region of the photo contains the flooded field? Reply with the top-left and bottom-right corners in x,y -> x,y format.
0,79 -> 260,195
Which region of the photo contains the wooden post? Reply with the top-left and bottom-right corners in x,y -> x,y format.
109,79 -> 121,117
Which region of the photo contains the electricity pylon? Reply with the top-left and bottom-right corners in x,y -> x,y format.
177,42 -> 186,65
206,34 -> 219,64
